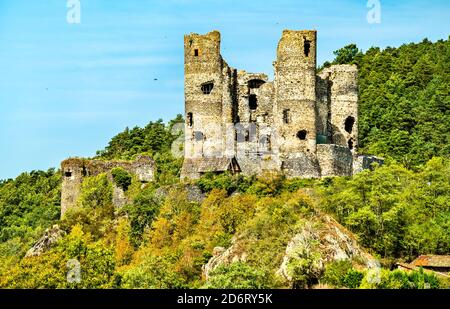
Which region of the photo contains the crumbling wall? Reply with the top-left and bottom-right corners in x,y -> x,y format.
315,75 -> 331,143
60,155 -> 155,217
352,155 -> 384,174
317,144 -> 353,177
180,30 -> 378,180
320,65 -> 358,150
281,153 -> 321,178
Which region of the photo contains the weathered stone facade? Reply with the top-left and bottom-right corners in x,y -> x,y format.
181,30 -> 382,179
60,155 -> 155,217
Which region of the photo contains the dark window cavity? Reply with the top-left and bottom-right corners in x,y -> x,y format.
344,116 -> 355,134
248,79 -> 266,89
283,109 -> 290,124
249,94 -> 258,110
64,171 -> 72,177
187,112 -> 193,127
244,130 -> 250,142
264,135 -> 272,151
304,39 -> 311,57
348,138 -> 354,150
201,82 -> 214,94
194,49 -> 199,56
297,130 -> 307,140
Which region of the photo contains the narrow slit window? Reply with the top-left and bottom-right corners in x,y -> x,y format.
194,49 -> 199,56
265,135 -> 272,151
187,112 -> 193,127
283,109 -> 290,124
249,94 -> 258,110
348,138 -> 354,150
304,39 -> 311,57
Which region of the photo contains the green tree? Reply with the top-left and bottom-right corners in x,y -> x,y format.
111,168 -> 132,191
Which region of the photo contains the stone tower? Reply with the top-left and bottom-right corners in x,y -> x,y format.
184,31 -> 226,159
274,30 -> 320,177
180,29 -> 382,180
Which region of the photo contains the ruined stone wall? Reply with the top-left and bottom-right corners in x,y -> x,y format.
60,155 -> 155,217
180,30 -> 380,180
234,71 -> 278,175
317,144 -> 353,177
352,155 -> 384,174
320,65 -> 359,150
315,75 -> 331,142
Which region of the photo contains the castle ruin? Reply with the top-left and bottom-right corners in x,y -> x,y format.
60,155 -> 155,217
181,30 -> 382,179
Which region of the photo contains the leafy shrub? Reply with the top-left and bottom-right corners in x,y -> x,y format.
203,262 -> 270,289
121,254 -> 186,289
322,260 -> 365,288
111,168 -> 132,191
360,268 -> 442,289
78,173 -> 113,210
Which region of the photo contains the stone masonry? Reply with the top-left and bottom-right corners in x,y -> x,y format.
180,30 -> 382,179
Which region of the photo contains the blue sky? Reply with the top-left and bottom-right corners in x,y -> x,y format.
0,0 -> 448,179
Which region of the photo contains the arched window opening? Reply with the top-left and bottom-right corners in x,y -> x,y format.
344,116 -> 355,134
201,82 -> 214,94
248,79 -> 266,89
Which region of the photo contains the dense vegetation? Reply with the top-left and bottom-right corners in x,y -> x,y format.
323,37 -> 449,167
0,37 -> 448,289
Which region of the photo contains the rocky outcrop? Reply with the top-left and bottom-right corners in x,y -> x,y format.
25,225 -> 65,257
202,214 -> 375,283
185,184 -> 206,203
202,241 -> 247,279
277,215 -> 376,283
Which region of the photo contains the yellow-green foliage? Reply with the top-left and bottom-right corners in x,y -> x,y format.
0,157 -> 448,289
61,173 -> 115,240
0,225 -> 116,288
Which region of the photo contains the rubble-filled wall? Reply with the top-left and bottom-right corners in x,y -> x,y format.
61,155 -> 155,217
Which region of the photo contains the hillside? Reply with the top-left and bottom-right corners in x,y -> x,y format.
0,38 -> 448,289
